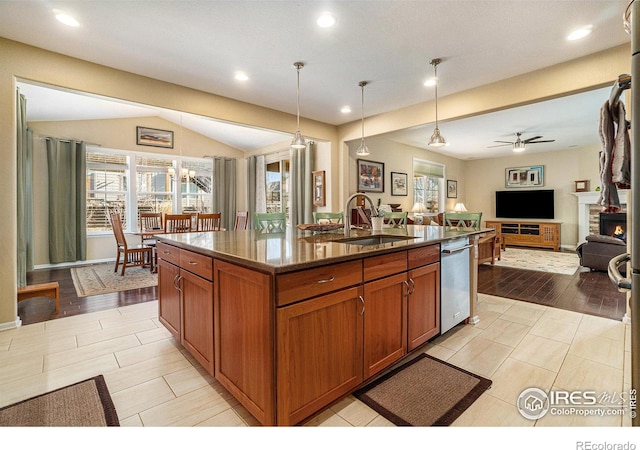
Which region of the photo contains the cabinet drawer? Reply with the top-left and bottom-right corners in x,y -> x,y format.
180,249 -> 213,281
276,260 -> 363,306
408,244 -> 440,269
157,242 -> 180,266
364,251 -> 407,282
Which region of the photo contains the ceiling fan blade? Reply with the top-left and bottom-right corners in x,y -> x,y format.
487,143 -> 512,148
492,140 -> 514,144
522,135 -> 543,143
527,139 -> 555,144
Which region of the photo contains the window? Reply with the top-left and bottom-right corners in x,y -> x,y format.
86,150 -> 128,231
265,157 -> 290,221
86,147 -> 213,234
412,158 -> 445,214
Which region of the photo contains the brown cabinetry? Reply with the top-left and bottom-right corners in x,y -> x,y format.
486,220 -> 561,251
407,262 -> 440,350
157,242 -> 214,376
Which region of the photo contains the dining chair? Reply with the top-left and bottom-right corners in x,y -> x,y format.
443,212 -> 483,230
254,212 -> 286,233
196,212 -> 222,231
234,211 -> 249,230
139,212 -> 163,244
313,212 -> 344,224
164,213 -> 193,233
109,212 -> 154,276
383,211 -> 408,227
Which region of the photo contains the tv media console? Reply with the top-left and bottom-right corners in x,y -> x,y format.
485,220 -> 561,252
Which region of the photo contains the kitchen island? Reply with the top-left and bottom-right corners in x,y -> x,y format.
155,225 -> 485,426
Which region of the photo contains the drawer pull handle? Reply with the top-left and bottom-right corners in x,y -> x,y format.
163,251 -> 171,254
317,276 -> 335,284
358,295 -> 365,315
188,261 -> 198,266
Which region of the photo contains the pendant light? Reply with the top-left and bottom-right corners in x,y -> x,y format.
356,81 -> 370,156
290,62 -> 306,149
428,58 -> 446,148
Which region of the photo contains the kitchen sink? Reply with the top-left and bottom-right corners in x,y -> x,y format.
330,235 -> 416,246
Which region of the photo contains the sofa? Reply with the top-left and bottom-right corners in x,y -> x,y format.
576,234 -> 627,272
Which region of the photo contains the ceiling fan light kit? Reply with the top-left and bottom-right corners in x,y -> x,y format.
428,58 -> 446,148
290,61 -> 307,149
488,131 -> 555,152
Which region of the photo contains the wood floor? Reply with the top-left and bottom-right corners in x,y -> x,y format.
19,260 -> 626,326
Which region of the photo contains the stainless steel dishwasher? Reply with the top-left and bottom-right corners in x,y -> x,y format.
440,237 -> 472,334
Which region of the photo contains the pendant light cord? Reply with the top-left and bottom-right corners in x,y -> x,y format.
295,62 -> 303,131
431,58 -> 441,128
360,81 -> 367,143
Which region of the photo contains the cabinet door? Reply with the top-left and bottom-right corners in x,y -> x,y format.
363,272 -> 407,379
407,263 -> 440,351
180,269 -> 214,376
277,286 -> 364,425
158,258 -> 180,340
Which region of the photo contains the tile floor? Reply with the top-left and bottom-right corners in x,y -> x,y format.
0,294 -> 631,428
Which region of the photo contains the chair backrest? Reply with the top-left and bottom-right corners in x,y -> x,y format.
109,212 -> 128,249
140,212 -> 163,231
196,212 -> 222,231
164,213 -> 193,233
443,212 -> 482,230
383,211 -> 408,227
254,212 -> 286,233
313,212 -> 344,224
234,211 -> 249,230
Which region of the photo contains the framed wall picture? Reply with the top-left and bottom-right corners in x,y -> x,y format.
391,172 -> 408,196
136,126 -> 174,149
312,170 -> 326,206
447,179 -> 457,198
505,165 -> 544,188
574,180 -> 589,192
357,159 -> 384,193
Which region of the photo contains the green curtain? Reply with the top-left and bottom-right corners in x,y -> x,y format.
211,157 -> 237,231
16,91 -> 33,287
46,138 -> 87,263
290,141 -> 315,227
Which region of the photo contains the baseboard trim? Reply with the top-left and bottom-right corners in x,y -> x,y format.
0,317 -> 22,331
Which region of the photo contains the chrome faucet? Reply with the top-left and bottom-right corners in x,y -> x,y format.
344,193 -> 378,237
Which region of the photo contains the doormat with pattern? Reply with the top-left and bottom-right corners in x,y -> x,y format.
71,263 -> 157,297
353,353 -> 491,426
0,375 -> 119,426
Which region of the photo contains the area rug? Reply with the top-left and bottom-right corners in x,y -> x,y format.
71,263 -> 157,297
0,375 -> 119,426
353,353 -> 491,426
488,247 -> 580,275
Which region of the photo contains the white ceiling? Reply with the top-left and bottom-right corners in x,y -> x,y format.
1,1 -> 632,158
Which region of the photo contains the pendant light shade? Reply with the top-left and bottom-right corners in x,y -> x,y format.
428,58 -> 446,148
356,81 -> 369,156
291,62 -> 306,149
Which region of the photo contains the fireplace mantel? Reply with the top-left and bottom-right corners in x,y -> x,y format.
573,191 -> 628,244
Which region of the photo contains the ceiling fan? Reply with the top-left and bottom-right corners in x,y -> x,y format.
488,132 -> 555,152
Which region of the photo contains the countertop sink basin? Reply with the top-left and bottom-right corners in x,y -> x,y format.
330,235 -> 415,246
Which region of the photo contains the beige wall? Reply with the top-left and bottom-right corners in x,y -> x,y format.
29,116 -> 245,266
0,37 -> 632,328
465,144 -> 602,248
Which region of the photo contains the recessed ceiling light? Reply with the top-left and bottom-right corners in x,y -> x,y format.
234,72 -> 249,81
341,106 -> 352,114
424,78 -> 436,87
567,25 -> 593,41
317,12 -> 336,28
53,9 -> 80,27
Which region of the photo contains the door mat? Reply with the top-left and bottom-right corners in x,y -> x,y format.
353,353 -> 491,426
71,263 -> 157,297
0,375 -> 119,426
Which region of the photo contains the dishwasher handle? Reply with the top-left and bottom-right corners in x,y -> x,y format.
608,252 -> 631,293
442,244 -> 473,255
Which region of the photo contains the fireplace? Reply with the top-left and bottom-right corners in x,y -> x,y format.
599,212 -> 627,241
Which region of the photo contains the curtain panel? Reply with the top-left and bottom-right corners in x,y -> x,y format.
46,138 -> 87,263
211,157 -> 237,231
17,91 -> 34,287
290,141 -> 315,227
247,155 -> 266,230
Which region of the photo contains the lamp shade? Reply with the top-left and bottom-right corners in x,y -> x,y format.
453,202 -> 467,212
412,202 -> 428,213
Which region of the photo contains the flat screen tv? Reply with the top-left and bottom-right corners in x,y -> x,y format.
495,189 -> 555,219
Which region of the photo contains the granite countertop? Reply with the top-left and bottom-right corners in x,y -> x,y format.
157,225 -> 488,274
